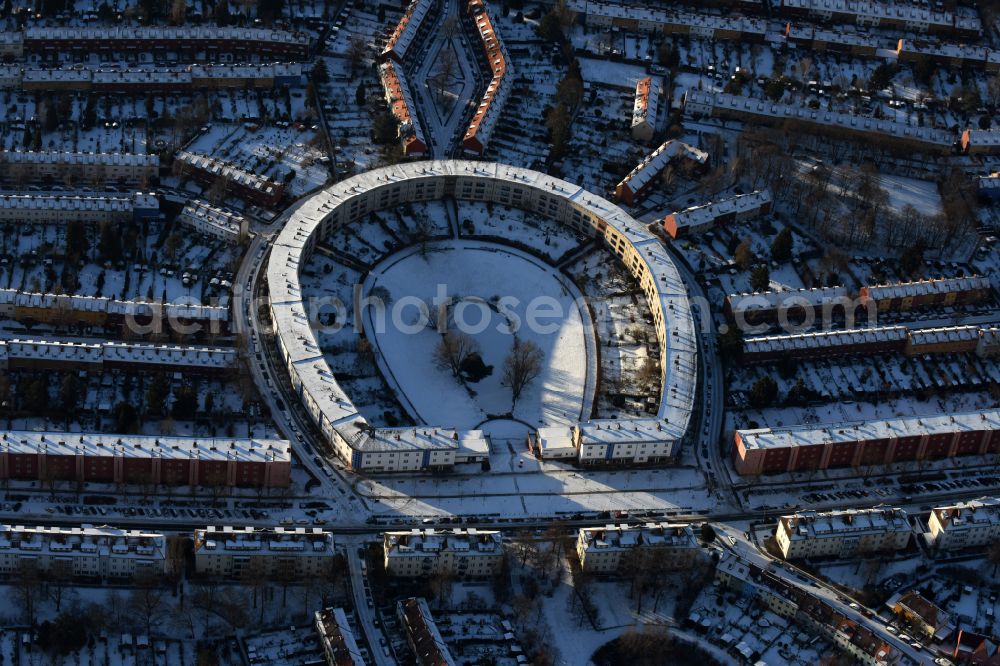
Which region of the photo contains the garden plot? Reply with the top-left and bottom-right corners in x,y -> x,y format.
688,583 -> 830,666
559,81 -> 650,194
568,249 -> 660,420
0,219 -> 239,304
318,217 -> 399,266
38,122 -> 147,158
731,351 -> 1000,405
325,102 -> 383,175
456,199 -> 585,261
486,15 -> 568,169
312,198 -> 456,267
184,123 -> 329,198
2,630 -> 200,666
434,611 -> 520,666
301,258 -> 411,426
4,368 -> 252,437
316,1 -> 389,175
486,58 -> 560,169
394,200 -> 454,239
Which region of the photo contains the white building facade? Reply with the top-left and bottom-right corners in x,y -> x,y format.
576,522 -> 700,573
927,498 -> 1000,551
0,524 -> 166,579
193,526 -> 337,579
775,508 -> 912,559
383,528 -> 502,577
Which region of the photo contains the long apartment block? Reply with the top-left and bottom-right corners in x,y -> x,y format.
775,507 -> 912,559
0,432 -> 291,487
0,150 -> 159,186
193,526 -> 337,578
0,290 -> 228,334
383,528 -> 503,577
0,524 -> 166,579
576,522 -> 700,573
733,409 -> 1000,476
0,338 -> 236,373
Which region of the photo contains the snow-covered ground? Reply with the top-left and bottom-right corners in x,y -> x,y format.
183,122 -> 330,199
362,239 -> 594,431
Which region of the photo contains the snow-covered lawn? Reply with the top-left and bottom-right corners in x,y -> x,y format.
875,173 -> 944,217
362,239 -> 594,431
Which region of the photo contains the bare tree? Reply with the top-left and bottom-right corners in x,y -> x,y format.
512,531 -> 537,565
989,538 -> 1000,576
171,0 -> 186,24
47,558 -> 73,611
128,573 -> 168,636
241,558 -> 270,624
346,37 -> 368,73
431,47 -> 456,106
501,338 -> 544,409
429,571 -> 454,609
13,560 -> 41,623
434,331 -> 479,379
616,626 -> 675,662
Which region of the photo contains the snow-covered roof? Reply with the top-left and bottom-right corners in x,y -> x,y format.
779,507 -> 910,542
737,408 -> 1000,451
631,77 -> 658,129
685,90 -> 956,148
101,341 -> 236,368
743,325 -> 908,355
862,275 -> 991,300
896,39 -> 1000,67
533,426 -> 577,454
179,200 -> 246,236
907,325 -> 980,347
463,0 -> 513,152
578,522 -> 697,552
22,67 -> 91,83
785,24 -> 878,49
576,418 -> 683,447
353,427 -> 484,453
0,338 -> 235,370
384,528 -> 502,557
0,149 -> 158,167
195,526 -> 335,555
0,289 -> 226,322
381,0 -> 434,61
21,63 -> 301,89
174,150 -> 279,196
726,285 -> 850,313
963,129 -> 1000,148
398,598 -> 456,666
930,497 -> 1000,532
0,431 -> 290,463
565,0 -> 767,36
23,25 -> 310,46
378,61 -> 426,153
0,191 -> 155,215
0,524 -> 165,558
979,173 -> 1000,192
666,190 -> 771,232
779,0 -> 980,33
616,139 -> 709,196
314,608 -> 366,666
108,298 -> 229,322
267,161 -> 696,463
